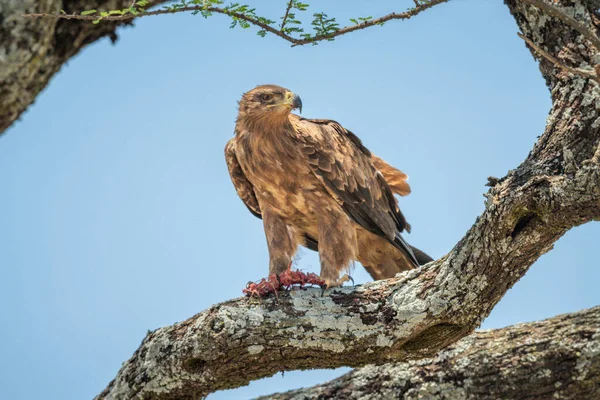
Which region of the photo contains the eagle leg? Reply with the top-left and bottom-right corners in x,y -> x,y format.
317,209 -> 357,292
263,209 -> 299,275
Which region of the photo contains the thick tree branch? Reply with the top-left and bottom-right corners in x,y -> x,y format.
520,0 -> 600,52
516,0 -> 600,83
0,0 -> 171,136
96,1 -> 600,398
518,32 -> 599,83
262,306 -> 600,400
96,160 -> 600,400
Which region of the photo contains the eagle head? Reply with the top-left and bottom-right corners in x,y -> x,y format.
237,85 -> 302,121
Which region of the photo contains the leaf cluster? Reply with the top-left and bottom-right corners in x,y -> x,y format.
49,1 -> 444,46
79,0 -> 150,24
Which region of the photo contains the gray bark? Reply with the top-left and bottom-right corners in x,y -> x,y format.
260,306 -> 600,400
0,0 -> 169,135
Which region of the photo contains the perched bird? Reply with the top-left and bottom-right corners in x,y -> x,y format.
225,85 -> 432,288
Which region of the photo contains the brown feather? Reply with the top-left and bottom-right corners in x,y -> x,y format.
224,139 -> 261,218
371,155 -> 411,196
225,85 -> 429,285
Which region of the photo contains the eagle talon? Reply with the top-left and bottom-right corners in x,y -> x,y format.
243,269 -> 325,297
319,274 -> 355,296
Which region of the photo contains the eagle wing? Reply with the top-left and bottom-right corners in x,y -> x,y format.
291,118 -> 418,266
371,155 -> 411,196
225,131 -> 410,220
224,138 -> 261,218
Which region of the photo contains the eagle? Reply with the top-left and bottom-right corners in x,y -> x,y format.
225,84 -> 432,288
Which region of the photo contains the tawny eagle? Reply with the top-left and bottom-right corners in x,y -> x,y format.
225,84 -> 431,288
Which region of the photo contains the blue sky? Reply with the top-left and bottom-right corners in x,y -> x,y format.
1,1 -> 598,399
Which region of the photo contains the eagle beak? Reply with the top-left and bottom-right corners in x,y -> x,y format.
285,92 -> 303,114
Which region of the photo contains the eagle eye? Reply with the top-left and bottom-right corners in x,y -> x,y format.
260,93 -> 273,102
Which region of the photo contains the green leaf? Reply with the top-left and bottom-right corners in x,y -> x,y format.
81,9 -> 97,16
136,0 -> 149,6
92,18 -> 102,24
293,1 -> 309,11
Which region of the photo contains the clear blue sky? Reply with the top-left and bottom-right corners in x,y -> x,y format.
1,1 -> 598,399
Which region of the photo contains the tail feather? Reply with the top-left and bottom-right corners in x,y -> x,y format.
393,233 -> 419,267
410,245 -> 434,265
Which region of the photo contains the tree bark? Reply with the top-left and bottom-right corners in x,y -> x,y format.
260,306 -> 600,400
0,0 -> 170,135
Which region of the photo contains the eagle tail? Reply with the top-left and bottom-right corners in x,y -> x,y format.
393,232 -> 420,267
409,245 -> 434,265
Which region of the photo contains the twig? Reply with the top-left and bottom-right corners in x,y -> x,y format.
280,0 -> 294,32
25,6 -> 305,44
520,0 -> 600,53
290,0 -> 449,46
518,32 -> 599,82
22,0 -> 449,47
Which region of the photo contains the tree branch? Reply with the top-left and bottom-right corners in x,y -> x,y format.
520,0 -> 600,53
261,306 -> 600,399
95,163 -> 600,399
0,0 -> 173,136
518,32 -> 599,83
22,1 -> 450,47
279,0 -> 294,32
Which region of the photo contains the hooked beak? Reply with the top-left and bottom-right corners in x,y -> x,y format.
284,91 -> 303,113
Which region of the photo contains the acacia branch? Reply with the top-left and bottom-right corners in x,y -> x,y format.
96,160 -> 600,400
279,0 -> 294,32
22,1 -> 450,47
262,306 -> 600,399
95,159 -> 600,399
517,0 -> 600,83
23,5 -> 303,44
